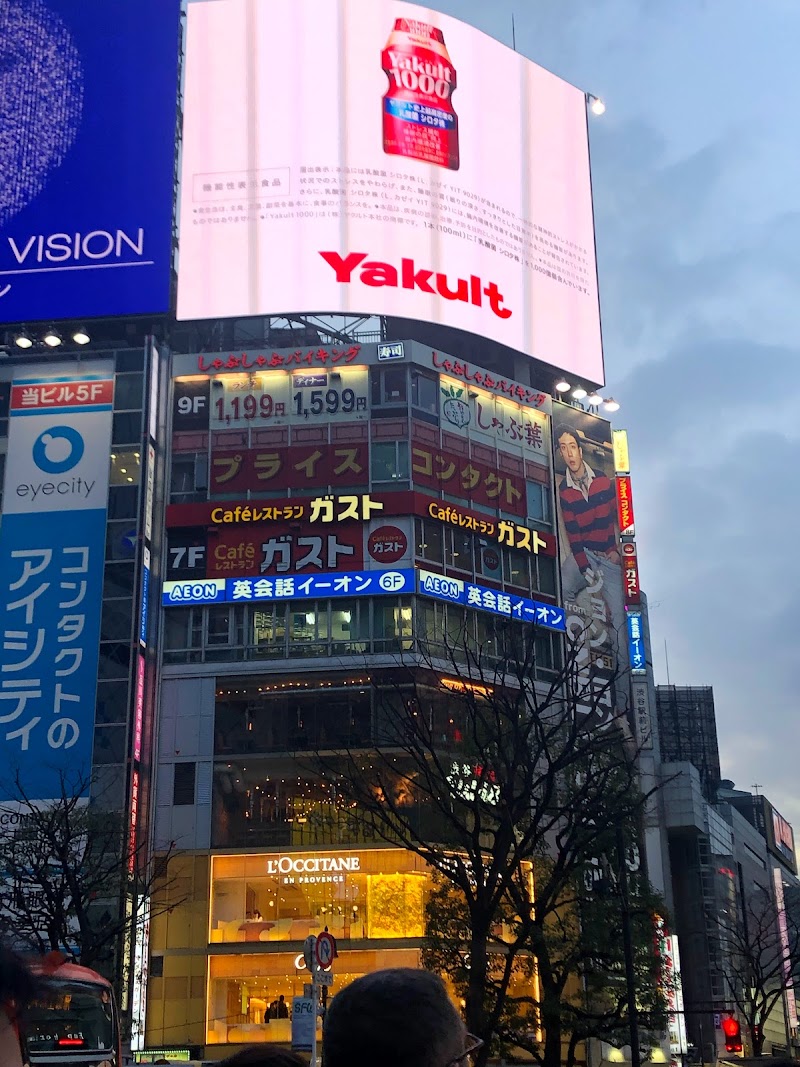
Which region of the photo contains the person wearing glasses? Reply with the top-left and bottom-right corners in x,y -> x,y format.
322,967 -> 484,1067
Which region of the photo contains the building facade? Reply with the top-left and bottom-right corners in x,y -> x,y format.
657,686 -> 800,1060
138,331 -> 651,1058
656,686 -> 721,803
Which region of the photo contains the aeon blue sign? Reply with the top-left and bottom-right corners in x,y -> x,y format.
0,0 -> 180,324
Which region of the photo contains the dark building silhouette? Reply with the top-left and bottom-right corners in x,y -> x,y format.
656,685 -> 721,801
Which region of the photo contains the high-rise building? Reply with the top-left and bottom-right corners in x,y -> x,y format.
656,685 -> 721,801
0,0 -> 672,1061
143,330 -> 624,1056
657,685 -> 800,1059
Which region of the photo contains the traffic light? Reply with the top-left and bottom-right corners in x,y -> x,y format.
722,1016 -> 742,1053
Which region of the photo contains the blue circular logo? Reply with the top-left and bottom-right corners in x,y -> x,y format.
32,426 -> 84,474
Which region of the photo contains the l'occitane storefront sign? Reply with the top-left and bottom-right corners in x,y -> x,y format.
265,853 -> 361,884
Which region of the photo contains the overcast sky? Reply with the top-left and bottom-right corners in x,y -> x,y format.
431,0 -> 800,827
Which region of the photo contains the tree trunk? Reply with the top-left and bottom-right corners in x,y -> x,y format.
466,931 -> 491,1067
751,1028 -> 765,1057
541,1017 -> 563,1067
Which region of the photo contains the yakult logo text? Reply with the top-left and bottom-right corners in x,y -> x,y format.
320,252 -> 512,320
386,51 -> 454,99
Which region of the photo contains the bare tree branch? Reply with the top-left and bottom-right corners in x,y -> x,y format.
307,621 -> 667,1067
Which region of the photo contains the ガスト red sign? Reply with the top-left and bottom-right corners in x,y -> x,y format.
367,525 -> 408,564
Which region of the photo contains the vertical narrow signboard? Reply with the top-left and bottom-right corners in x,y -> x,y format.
0,366 -> 113,801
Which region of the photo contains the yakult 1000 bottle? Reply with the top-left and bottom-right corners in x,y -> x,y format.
382,17 -> 459,170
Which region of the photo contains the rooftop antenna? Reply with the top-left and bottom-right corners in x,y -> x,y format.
511,13 -> 517,51
664,639 -> 671,685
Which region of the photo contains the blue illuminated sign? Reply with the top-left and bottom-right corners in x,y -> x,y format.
0,368 -> 113,802
0,0 -> 180,325
161,570 -> 416,606
162,579 -> 226,606
161,568 -> 566,634
627,610 -> 646,673
417,570 -> 565,633
139,558 -> 151,648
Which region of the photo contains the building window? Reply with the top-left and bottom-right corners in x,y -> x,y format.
105,520 -> 138,561
444,529 -> 474,573
93,725 -> 127,765
109,450 -> 142,487
414,518 -> 444,566
371,366 -> 407,407
502,547 -> 529,591
171,453 -> 208,501
208,850 -> 429,955
535,554 -> 557,597
112,411 -> 142,445
107,485 -> 139,520
207,606 -> 233,646
205,946 -> 424,1047
113,373 -> 144,411
371,441 -> 409,486
251,604 -> 287,657
373,599 -> 413,652
173,762 -> 196,806
526,482 -> 551,525
410,370 -> 438,417
95,680 -> 130,724
214,679 -> 373,757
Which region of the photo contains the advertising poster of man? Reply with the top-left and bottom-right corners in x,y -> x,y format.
553,403 -> 625,726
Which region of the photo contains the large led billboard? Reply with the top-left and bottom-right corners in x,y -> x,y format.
177,0 -> 604,384
0,0 -> 180,325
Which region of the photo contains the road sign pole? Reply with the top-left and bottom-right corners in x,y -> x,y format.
311,978 -> 318,1067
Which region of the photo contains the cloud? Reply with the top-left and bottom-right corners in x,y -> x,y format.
438,0 -> 800,827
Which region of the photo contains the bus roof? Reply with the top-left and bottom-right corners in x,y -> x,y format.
26,959 -> 111,989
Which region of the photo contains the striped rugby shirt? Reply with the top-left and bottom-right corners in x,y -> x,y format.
558,462 -> 617,573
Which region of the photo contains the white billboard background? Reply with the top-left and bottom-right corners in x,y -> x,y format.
178,0 -> 603,384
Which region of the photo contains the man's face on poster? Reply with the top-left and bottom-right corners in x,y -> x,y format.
558,432 -> 584,475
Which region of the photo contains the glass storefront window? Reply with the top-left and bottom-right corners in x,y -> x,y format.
206,946 -> 422,1047
212,762 -> 387,849
209,850 -> 429,949
214,681 -> 373,757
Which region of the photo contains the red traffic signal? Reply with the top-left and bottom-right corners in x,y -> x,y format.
722,1016 -> 742,1053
